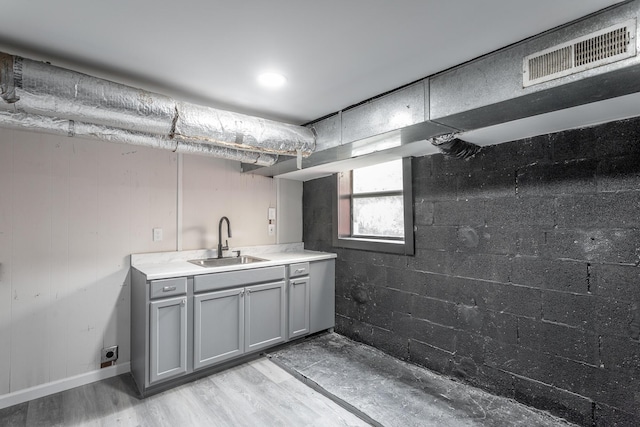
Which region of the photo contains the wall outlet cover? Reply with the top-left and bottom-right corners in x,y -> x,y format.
268,223 -> 276,236
101,345 -> 118,363
153,228 -> 163,242
268,207 -> 276,220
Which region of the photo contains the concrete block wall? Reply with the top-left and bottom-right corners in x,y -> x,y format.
303,116 -> 640,426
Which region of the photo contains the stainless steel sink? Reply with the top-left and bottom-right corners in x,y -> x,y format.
188,255 -> 266,268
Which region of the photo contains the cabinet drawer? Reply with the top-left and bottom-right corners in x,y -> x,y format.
289,262 -> 309,278
194,266 -> 285,293
150,277 -> 187,299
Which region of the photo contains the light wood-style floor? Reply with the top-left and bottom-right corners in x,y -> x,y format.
0,358 -> 369,427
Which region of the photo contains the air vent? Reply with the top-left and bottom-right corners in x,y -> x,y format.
524,19 -> 637,87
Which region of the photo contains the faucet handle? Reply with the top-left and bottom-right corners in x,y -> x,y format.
232,250 -> 241,258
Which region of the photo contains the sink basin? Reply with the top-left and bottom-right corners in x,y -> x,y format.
188,255 -> 266,268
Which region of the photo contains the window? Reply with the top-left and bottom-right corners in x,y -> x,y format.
333,158 -> 414,255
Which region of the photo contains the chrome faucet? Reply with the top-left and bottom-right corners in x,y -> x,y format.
217,216 -> 231,258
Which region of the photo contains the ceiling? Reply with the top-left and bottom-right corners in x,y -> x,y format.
0,0 -> 626,126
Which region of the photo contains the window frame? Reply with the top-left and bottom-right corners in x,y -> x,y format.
332,157 -> 415,255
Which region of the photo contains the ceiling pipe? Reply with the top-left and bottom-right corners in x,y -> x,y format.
173,102 -> 315,156
0,110 -> 278,166
430,133 -> 481,159
0,52 -> 315,160
0,53 -> 175,134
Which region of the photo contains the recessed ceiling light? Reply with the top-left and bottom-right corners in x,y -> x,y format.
257,72 -> 287,88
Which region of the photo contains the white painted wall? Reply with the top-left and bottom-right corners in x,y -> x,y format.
276,178 -> 303,244
0,127 -> 302,398
181,155 -> 278,250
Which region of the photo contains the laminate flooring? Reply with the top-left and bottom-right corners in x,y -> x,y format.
0,358 -> 368,427
1,333 -> 577,427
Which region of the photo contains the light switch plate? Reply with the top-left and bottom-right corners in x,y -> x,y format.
153,228 -> 163,241
268,224 -> 275,236
268,207 -> 276,220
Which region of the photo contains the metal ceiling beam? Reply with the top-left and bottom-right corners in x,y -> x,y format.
245,0 -> 640,177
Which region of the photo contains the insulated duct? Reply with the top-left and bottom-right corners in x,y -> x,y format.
0,110 -> 278,165
0,53 -> 176,135
246,2 -> 640,179
430,134 -> 481,159
173,102 -> 315,156
0,52 -> 315,160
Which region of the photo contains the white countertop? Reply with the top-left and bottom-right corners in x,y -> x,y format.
131,244 -> 336,280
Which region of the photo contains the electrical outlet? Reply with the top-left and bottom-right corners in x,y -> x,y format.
101,345 -> 118,363
153,228 -> 163,242
268,207 -> 276,220
268,223 -> 275,236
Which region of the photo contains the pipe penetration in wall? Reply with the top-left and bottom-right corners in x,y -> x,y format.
0,52 -> 316,165
430,133 -> 480,159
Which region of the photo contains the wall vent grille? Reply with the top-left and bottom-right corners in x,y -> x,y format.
524,19 -> 636,87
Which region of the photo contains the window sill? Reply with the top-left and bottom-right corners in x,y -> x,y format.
333,236 -> 414,255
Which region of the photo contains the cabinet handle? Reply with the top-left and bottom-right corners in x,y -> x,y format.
240,290 -> 245,297
181,299 -> 186,306
163,286 -> 177,292
294,269 -> 306,274
291,281 -> 304,286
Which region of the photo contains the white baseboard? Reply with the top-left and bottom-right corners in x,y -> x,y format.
0,362 -> 131,410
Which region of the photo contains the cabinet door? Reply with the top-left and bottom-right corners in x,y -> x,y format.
194,288 -> 245,370
149,296 -> 187,384
288,277 -> 310,339
245,281 -> 286,352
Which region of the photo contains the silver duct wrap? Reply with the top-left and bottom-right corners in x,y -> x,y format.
0,55 -> 176,135
173,140 -> 277,165
0,110 -> 71,134
0,111 -> 278,166
173,102 -> 315,156
0,52 -> 314,162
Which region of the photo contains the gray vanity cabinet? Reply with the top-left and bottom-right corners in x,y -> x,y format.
288,262 -> 310,339
193,288 -> 245,370
309,260 -> 335,334
245,281 -> 287,352
148,281 -> 188,385
288,277 -> 310,338
193,280 -> 286,371
192,266 -> 286,371
131,257 -> 335,396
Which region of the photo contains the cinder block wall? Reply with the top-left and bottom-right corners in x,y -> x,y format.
303,117 -> 640,426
